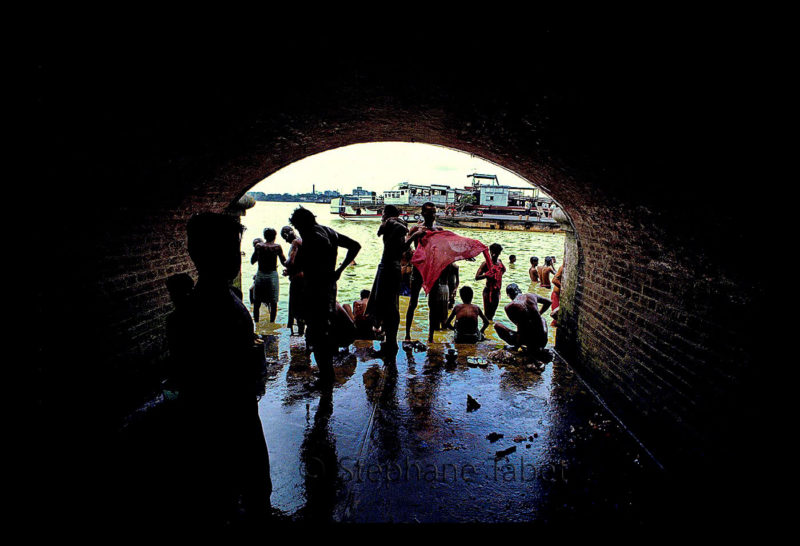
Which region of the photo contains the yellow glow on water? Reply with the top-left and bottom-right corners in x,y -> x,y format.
242,202 -> 564,346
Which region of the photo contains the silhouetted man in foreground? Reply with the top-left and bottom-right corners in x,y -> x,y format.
494,283 -> 551,354
289,207 -> 360,383
168,212 -> 271,527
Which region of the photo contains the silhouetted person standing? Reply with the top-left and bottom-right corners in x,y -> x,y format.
280,225 -> 306,335
366,205 -> 410,359
168,212 -> 271,527
289,207 -> 360,383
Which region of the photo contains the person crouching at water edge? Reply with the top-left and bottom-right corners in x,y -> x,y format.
494,283 -> 551,356
250,228 -> 286,323
365,205 -> 413,360
289,207 -> 360,384
444,286 -> 490,343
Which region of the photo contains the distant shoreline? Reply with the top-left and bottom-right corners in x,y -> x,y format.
251,198 -> 332,204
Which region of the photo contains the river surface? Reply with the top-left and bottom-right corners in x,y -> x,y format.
240,201 -> 565,344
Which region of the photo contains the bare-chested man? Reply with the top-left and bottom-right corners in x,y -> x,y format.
494,283 -> 551,352
250,228 -> 287,323
289,207 -> 360,383
537,256 -> 557,289
280,226 -> 305,335
404,202 -> 443,341
444,286 -> 490,343
529,256 -> 540,283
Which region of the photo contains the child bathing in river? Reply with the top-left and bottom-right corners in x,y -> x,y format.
444,286 -> 490,343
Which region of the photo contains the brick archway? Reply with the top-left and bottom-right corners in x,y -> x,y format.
33,45 -> 760,485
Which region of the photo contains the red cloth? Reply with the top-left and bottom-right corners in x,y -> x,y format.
411,230 -> 489,294
483,261 -> 506,292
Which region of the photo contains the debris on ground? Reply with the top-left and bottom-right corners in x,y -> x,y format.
402,340 -> 428,352
513,435 -> 526,443
487,346 -> 553,369
487,432 -> 504,443
495,445 -> 517,459
466,356 -> 488,368
467,395 -> 481,412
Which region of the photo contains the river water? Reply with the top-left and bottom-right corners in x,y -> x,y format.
240,202 -> 565,344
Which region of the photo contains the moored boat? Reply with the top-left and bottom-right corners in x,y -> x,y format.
382,173 -> 565,232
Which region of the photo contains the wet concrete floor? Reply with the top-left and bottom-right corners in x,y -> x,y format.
258,330 -> 665,524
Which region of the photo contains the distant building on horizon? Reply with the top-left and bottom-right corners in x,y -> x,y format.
246,188 -> 341,203
351,186 -> 371,196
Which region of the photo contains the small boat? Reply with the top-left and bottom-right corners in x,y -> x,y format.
330,194 -> 384,220
382,174 -> 564,232
338,209 -> 383,221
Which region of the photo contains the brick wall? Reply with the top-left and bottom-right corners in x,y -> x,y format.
33,44 -> 761,475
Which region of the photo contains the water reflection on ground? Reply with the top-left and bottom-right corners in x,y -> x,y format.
259,329 -> 661,524
242,202 -> 659,523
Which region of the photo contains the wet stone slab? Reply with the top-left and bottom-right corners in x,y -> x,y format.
258,331 -> 664,524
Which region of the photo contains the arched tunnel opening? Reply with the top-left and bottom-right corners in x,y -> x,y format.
28,37 -> 765,532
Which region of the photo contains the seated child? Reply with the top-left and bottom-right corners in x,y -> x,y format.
346,289 -> 375,340
444,286 -> 490,343
334,302 -> 357,350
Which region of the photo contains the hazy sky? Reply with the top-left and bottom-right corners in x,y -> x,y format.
250,142 -> 534,195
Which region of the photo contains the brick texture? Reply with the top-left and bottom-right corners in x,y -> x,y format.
32,44 -> 761,473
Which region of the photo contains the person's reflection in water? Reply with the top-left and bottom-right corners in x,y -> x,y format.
300,385 -> 340,521
168,212 -> 271,528
373,356 -> 401,459
404,348 -> 446,436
